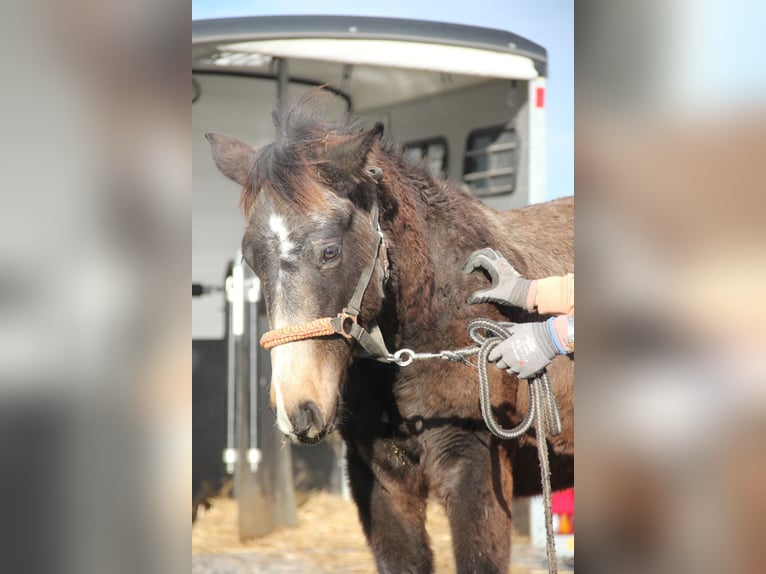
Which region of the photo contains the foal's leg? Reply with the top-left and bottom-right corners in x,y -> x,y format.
346,446 -> 432,574
438,439 -> 514,573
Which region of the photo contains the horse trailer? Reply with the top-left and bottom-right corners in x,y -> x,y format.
192,15 -> 549,539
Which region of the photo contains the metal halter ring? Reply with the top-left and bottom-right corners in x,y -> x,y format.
392,349 -> 416,367
366,166 -> 383,181
391,348 -> 446,367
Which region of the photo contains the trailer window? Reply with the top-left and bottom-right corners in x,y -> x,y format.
403,137 -> 448,177
463,124 -> 518,196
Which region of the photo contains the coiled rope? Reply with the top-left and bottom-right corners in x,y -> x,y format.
398,319 -> 562,574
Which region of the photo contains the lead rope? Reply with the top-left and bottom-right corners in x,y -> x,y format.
469,320 -> 560,574
394,319 -> 562,574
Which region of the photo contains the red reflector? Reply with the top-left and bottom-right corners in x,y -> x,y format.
535,86 -> 545,108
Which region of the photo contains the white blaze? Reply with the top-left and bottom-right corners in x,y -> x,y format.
268,213 -> 295,300
268,213 -> 296,259
265,212 -> 335,442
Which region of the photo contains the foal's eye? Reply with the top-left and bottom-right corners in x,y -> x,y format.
322,244 -> 341,263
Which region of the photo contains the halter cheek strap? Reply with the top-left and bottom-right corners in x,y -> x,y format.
259,166 -> 393,362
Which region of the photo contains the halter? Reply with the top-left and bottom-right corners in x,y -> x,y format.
259,166 -> 393,362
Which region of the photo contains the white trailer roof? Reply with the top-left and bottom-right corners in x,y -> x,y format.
193,16 -> 547,111
213,38 -> 539,80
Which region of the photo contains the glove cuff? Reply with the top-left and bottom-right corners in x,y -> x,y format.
508,276 -> 532,308
530,319 -> 561,359
546,317 -> 569,355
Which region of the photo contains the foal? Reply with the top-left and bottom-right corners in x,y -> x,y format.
207,102 -> 574,573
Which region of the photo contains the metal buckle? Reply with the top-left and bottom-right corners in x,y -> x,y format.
335,309 -> 358,339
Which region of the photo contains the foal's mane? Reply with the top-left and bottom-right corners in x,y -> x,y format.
240,94 -> 443,216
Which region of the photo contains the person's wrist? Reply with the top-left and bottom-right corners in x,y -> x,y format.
551,316 -> 572,354
525,281 -> 538,312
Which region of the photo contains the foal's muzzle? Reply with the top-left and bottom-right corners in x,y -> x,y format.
290,400 -> 327,444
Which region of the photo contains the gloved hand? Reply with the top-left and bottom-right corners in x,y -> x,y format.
463,248 -> 532,308
488,320 -> 562,379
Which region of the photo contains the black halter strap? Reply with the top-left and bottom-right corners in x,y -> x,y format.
328,166 -> 392,361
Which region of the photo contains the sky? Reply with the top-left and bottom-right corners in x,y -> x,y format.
192,1 -> 573,200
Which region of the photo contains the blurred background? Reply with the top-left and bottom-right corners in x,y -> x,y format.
576,1 -> 766,572
0,0 -> 763,573
0,0 -> 189,572
192,0 -> 574,202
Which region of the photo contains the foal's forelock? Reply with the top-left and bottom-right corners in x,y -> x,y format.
241,173 -> 328,217
240,136 -> 351,217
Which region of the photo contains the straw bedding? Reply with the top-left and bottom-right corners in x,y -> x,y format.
192,492 -> 544,573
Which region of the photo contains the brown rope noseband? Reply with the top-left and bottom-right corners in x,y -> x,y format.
259,166 -> 393,362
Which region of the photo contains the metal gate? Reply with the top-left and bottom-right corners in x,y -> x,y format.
224,251 -> 297,539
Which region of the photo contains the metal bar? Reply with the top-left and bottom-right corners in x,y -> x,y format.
463,167 -> 515,182
230,260 -> 245,336
223,257 -> 241,474
235,299 -> 250,502
276,58 -> 289,107
224,310 -> 236,472
193,70 -> 353,112
464,142 -> 518,157
247,275 -> 262,472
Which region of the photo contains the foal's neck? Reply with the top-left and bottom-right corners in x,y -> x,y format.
377,159 -> 503,348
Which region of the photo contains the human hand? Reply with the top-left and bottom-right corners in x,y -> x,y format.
488,320 -> 561,379
463,248 -> 532,308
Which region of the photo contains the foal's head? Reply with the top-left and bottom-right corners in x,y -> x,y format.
206,112 -> 387,443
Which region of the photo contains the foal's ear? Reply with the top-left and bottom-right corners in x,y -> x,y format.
205,133 -> 257,186
328,122 -> 384,167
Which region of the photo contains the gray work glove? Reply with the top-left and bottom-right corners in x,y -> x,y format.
463,248 -> 532,308
488,321 -> 560,379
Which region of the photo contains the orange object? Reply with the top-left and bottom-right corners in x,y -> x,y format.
551,488 -> 574,534
558,513 -> 573,534
260,317 -> 337,350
